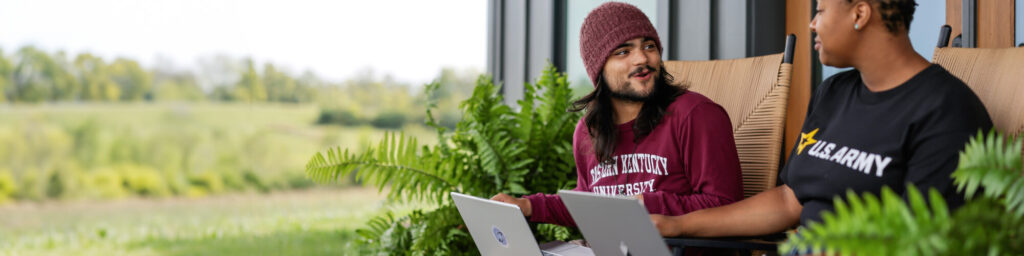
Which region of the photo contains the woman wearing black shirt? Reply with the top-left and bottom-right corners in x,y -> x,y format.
650,0 -> 992,237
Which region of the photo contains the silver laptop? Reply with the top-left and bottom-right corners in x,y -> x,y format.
450,192 -> 594,256
558,190 -> 673,256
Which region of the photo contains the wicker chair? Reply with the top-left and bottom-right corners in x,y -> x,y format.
660,34 -> 795,255
934,25 -> 1024,137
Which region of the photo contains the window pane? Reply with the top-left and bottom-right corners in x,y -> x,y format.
566,0 -> 657,97
909,2 -> 946,59
1017,0 -> 1023,46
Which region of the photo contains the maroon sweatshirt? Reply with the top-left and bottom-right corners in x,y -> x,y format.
524,91 -> 744,226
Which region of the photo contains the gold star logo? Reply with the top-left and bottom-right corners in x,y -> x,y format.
796,128 -> 819,155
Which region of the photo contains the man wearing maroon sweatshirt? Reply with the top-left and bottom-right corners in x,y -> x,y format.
491,2 -> 743,227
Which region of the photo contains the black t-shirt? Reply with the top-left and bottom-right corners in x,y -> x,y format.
780,64 -> 993,226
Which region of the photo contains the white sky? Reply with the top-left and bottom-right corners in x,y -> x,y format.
0,0 -> 487,85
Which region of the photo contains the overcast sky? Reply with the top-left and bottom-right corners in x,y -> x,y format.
0,0 -> 487,85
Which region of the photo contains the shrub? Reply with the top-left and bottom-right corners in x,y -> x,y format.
163,172 -> 192,196
242,170 -> 270,193
219,170 -> 250,191
0,170 -> 16,204
15,169 -> 45,201
285,172 -> 315,190
189,172 -> 225,194
316,108 -> 363,126
88,168 -> 128,199
118,164 -> 170,197
45,166 -> 86,200
369,110 -> 406,129
45,170 -> 66,199
186,185 -> 208,198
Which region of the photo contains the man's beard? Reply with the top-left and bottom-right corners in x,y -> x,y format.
608,66 -> 659,102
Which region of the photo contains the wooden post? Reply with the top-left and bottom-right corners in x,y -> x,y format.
946,0 -> 1016,48
783,0 -> 813,161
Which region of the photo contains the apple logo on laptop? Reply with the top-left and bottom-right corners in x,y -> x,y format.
492,225 -> 509,247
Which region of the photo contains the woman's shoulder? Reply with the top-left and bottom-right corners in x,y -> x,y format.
911,65 -> 991,126
916,64 -> 974,95
893,64 -> 982,109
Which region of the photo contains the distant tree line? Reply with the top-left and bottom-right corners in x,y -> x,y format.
0,46 -> 321,103
0,46 -> 480,129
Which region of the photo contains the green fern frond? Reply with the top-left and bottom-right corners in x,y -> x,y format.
514,70 -> 537,141
458,76 -> 510,129
518,63 -> 580,194
782,130 -> 1024,256
536,64 -> 574,124
305,132 -> 460,204
422,80 -> 452,144
409,205 -> 475,255
781,185 -> 953,256
534,223 -> 583,242
307,63 -> 582,253
953,130 -> 1024,217
449,74 -> 536,195
354,211 -> 416,255
945,197 -> 1024,254
356,211 -> 396,243
466,129 -> 532,193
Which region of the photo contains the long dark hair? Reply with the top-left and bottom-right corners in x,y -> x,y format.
569,66 -> 687,164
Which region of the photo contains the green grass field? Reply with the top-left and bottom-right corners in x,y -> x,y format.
0,103 -> 443,255
0,103 -> 435,200
0,187 -> 411,256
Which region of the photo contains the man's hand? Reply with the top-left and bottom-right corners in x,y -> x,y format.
490,193 -> 532,217
649,214 -> 683,237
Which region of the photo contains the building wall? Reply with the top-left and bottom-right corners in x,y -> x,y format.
487,0 -> 786,105
946,0 -> 1018,48
486,0 -> 1016,164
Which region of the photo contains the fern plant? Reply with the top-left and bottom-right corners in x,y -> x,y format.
305,63 -> 582,255
781,130 -> 1024,255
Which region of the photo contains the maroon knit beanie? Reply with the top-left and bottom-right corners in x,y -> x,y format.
580,2 -> 662,87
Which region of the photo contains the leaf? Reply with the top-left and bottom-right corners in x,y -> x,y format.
305,132 -> 460,204
781,186 -> 954,256
304,62 -> 583,253
952,130 -> 1024,218
782,129 -> 1024,256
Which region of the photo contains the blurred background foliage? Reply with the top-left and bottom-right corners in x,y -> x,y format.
0,45 -> 478,204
